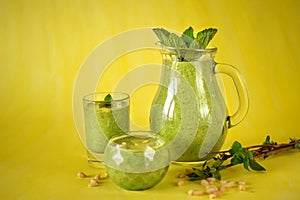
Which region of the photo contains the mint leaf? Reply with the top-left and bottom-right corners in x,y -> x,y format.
153,26 -> 217,49
152,28 -> 171,46
247,151 -> 254,160
229,141 -> 242,155
249,160 -> 266,171
99,93 -> 113,108
189,40 -> 200,49
263,135 -> 271,145
212,159 -> 224,168
263,135 -> 277,145
213,170 -> 221,180
182,26 -> 195,40
231,156 -> 243,165
153,26 -> 218,60
190,168 -> 208,180
243,158 -> 250,171
181,26 -> 194,47
104,93 -> 113,102
196,28 -> 217,48
169,33 -> 187,49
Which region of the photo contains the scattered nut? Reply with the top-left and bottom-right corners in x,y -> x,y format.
238,180 -> 246,185
193,189 -> 204,196
180,170 -> 248,198
94,174 -> 101,181
177,172 -> 186,178
91,178 -> 99,184
219,186 -> 226,192
77,171 -> 87,178
88,178 -> 99,187
177,180 -> 185,186
206,185 -> 218,194
77,171 -> 109,187
88,183 -> 98,187
209,193 -> 217,199
184,168 -> 194,175
187,189 -> 195,195
200,179 -> 209,186
187,189 -> 204,196
222,180 -> 236,188
207,177 -> 216,183
239,184 -> 246,191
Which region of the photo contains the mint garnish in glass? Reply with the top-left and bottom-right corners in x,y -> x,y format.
99,93 -> 113,108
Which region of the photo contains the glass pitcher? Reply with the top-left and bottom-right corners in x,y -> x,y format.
150,45 -> 249,163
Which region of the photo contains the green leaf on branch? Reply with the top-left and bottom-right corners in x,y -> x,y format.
187,136 -> 299,181
295,142 -> 300,149
212,159 -> 224,168
243,158 -> 250,171
263,135 -> 277,145
229,141 -> 265,172
213,171 -> 221,180
189,168 -> 209,180
229,141 -> 243,155
249,160 -> 266,171
231,156 -> 243,165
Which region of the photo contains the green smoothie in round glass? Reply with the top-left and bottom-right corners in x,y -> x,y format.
83,92 -> 130,163
104,132 -> 170,190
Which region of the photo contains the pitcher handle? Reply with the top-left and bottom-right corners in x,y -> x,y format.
215,63 -> 249,128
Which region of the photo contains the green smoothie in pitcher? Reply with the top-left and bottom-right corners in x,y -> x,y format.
150,27 -> 242,163
150,59 -> 228,162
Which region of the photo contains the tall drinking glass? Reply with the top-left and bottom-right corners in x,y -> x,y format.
82,92 -> 130,166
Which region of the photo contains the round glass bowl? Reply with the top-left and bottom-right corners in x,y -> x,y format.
104,131 -> 170,191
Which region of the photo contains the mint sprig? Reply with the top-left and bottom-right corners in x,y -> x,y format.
104,93 -> 113,102
99,93 -> 113,108
229,141 -> 265,171
153,26 -> 217,60
187,136 -> 300,180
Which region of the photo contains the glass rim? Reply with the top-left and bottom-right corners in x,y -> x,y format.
111,131 -> 156,141
156,41 -> 217,53
82,92 -> 130,103
108,131 -> 165,150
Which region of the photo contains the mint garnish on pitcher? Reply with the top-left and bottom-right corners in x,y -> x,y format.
153,26 -> 217,61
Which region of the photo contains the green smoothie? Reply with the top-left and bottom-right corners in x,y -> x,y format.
150,58 -> 228,162
150,26 -> 229,162
83,100 -> 129,156
104,133 -> 169,190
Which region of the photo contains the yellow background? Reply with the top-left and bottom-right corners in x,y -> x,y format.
1,0 -> 300,199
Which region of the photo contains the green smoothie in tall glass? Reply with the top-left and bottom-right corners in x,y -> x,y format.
83,92 -> 130,162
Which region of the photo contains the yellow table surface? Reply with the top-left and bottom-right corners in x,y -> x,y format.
1,123 -> 300,200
